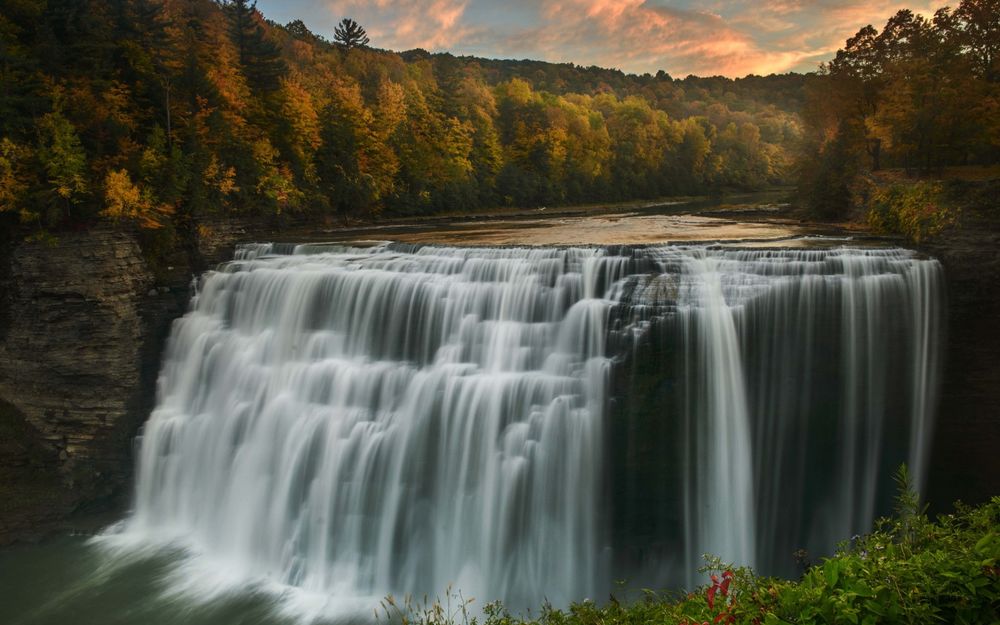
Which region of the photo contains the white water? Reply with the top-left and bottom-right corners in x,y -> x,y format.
121,242 -> 942,617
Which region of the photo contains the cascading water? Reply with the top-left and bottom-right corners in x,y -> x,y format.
122,241 -> 942,616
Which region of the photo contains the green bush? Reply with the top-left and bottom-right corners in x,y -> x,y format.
867,182 -> 960,243
769,467 -> 999,624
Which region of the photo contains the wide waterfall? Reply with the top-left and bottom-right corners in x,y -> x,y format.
123,241 -> 942,616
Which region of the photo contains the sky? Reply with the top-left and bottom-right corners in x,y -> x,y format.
255,0 -> 949,78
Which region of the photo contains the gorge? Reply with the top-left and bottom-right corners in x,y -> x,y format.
4,203 -> 1000,624
2,0 -> 998,620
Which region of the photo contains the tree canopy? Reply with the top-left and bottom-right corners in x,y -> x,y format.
797,0 -> 1000,217
0,0 -> 806,236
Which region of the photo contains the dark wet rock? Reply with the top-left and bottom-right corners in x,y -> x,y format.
0,230 -> 175,544
0,224 -> 252,546
922,213 -> 1000,511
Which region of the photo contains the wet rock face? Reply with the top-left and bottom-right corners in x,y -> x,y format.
0,229 -> 186,543
1,231 -> 148,462
924,228 -> 1000,511
0,219 -> 266,545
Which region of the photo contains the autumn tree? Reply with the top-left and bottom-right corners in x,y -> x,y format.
798,0 -> 1000,217
315,80 -> 398,217
0,139 -> 30,220
102,168 -> 172,228
0,0 -> 816,236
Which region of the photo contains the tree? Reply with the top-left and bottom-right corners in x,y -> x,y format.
0,139 -> 31,219
315,81 -> 396,217
102,168 -> 172,229
333,18 -> 369,50
954,0 -> 1000,81
36,105 -> 89,222
226,0 -> 286,93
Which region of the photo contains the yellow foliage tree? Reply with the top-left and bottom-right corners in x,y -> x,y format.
102,168 -> 172,229
0,138 -> 30,220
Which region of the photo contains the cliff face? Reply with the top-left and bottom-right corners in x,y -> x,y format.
924,222 -> 1000,511
1,231 -> 149,467
0,220 -> 269,545
0,230 -> 185,543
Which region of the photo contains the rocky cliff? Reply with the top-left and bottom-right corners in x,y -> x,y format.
924,219 -> 1000,511
0,230 -> 175,542
0,221 -> 260,545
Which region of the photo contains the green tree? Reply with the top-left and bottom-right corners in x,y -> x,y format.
35,102 -> 89,224
226,0 -> 286,93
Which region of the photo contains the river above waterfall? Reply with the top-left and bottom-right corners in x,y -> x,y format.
270,194 -> 866,248
2,209 -> 944,624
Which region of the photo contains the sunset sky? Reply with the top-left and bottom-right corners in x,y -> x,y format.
255,0 -> 949,77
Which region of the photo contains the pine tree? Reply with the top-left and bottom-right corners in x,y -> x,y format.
333,18 -> 369,50
225,0 -> 285,93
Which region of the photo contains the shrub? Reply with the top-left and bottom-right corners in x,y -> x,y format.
866,182 -> 959,243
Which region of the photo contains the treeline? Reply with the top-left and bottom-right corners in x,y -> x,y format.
799,0 -> 1000,217
0,0 -> 801,235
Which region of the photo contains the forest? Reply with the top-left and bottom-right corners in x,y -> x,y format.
0,0 -> 803,237
798,0 -> 1000,217
0,0 -> 996,237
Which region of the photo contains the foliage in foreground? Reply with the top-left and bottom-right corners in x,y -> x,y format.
380,482 -> 1000,625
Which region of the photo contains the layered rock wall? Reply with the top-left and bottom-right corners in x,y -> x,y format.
925,226 -> 1000,510
0,229 -> 192,543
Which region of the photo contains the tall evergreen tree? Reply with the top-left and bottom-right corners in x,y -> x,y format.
333,18 -> 368,50
225,0 -> 285,93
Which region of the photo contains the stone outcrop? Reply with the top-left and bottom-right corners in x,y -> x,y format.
1,231 -> 150,470
0,220 -> 271,545
0,229 -> 191,544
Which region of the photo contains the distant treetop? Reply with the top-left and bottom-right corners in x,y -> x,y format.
334,18 -> 369,50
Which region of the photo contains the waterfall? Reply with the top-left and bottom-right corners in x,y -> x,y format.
123,242 -> 942,615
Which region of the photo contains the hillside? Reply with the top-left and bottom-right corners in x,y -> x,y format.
0,0 -> 804,239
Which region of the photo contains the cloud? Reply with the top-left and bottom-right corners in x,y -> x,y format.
259,0 -> 951,77
320,0 -> 476,50
491,0 -> 823,76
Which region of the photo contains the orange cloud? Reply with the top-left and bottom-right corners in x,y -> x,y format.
322,0 -> 474,50
509,0 -> 813,76
294,0 -> 951,77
